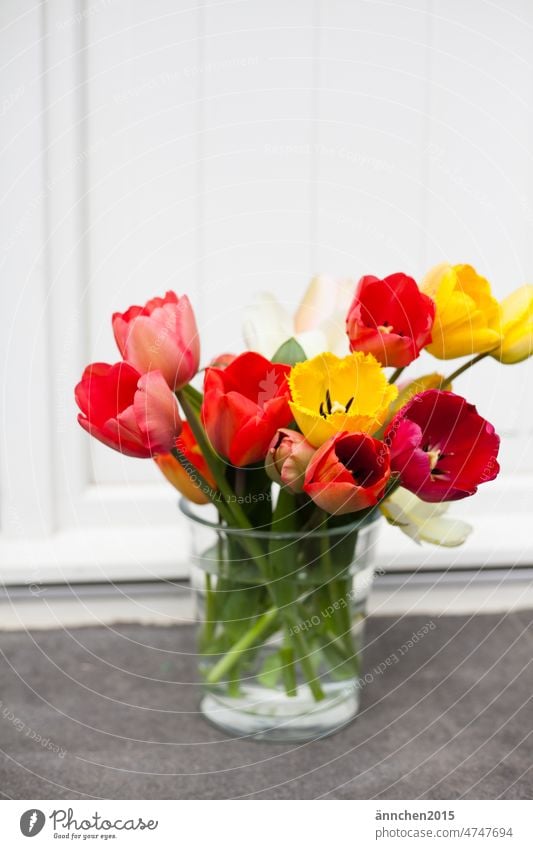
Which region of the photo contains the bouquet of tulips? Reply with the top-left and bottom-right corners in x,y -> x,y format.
75,265 -> 532,706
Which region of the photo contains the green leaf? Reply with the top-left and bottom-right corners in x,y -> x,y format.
179,382 -> 203,413
272,337 -> 307,366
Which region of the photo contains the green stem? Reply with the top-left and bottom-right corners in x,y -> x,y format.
289,627 -> 324,700
389,366 -> 405,384
320,528 -> 356,658
440,351 -> 491,389
206,606 -> 278,684
267,489 -> 325,701
177,388 -> 262,533
280,639 -> 297,697
177,390 -> 325,700
199,573 -> 216,652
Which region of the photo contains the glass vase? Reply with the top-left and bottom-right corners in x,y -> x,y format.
181,499 -> 381,743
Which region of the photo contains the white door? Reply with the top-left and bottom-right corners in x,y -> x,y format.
1,0 -> 532,584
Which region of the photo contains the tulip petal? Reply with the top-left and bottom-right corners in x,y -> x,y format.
133,370 -> 182,455
304,432 -> 390,515
386,389 -> 500,502
493,285 -> 533,363
112,293 -> 200,389
77,412 -> 149,458
422,263 -> 502,360
381,487 -> 472,546
242,293 -> 292,357
288,351 -> 398,447
294,329 -> 329,358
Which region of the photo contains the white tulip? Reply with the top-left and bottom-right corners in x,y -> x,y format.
381,487 -> 472,547
243,274 -> 355,358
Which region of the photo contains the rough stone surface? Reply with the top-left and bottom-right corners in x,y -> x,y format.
0,612 -> 532,799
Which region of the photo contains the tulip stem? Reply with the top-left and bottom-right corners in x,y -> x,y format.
206,606 -> 279,684
177,388 -> 255,531
389,366 -> 405,384
170,447 -> 234,527
440,352 -> 491,389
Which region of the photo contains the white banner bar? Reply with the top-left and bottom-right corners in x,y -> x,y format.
1,800 -> 532,847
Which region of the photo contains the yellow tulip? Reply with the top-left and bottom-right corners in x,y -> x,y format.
491,285 -> 533,364
288,351 -> 398,448
421,263 -> 501,359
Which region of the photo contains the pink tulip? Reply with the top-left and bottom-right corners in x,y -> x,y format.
75,362 -> 182,458
265,428 -> 315,493
112,291 -> 200,390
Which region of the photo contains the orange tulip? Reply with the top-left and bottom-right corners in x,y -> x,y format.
155,422 -> 216,504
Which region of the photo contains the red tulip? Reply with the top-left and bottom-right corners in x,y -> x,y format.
346,273 -> 435,367
385,389 -> 500,502
202,352 -> 292,466
112,291 -> 200,390
303,432 -> 391,515
265,428 -> 315,493
75,362 -> 181,458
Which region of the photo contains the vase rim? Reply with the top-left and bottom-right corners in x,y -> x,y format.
179,497 -> 381,539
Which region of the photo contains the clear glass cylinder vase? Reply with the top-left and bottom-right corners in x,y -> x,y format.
181,499 -> 381,743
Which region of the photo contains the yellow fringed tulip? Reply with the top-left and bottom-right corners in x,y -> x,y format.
288,351 -> 398,448
491,285 -> 533,364
421,263 -> 501,359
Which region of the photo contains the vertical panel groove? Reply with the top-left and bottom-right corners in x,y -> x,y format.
196,0 -> 206,326
40,0 -> 58,531
310,0 -> 321,275
419,0 -> 435,273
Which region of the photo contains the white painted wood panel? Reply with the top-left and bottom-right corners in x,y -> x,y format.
1,0 -> 532,583
315,0 -> 430,277
201,0 -> 318,361
0,0 -> 56,542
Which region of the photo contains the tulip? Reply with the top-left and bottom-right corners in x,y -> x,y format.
202,351 -> 292,466
385,389 -> 500,502
381,487 -> 472,547
421,263 -> 501,359
294,274 -> 356,354
209,352 -> 236,369
243,275 -> 354,358
288,351 -> 398,448
491,285 -> 533,364
75,362 -> 182,458
303,432 -> 391,515
346,273 -> 435,367
154,422 -> 216,504
389,372 -> 446,417
112,291 -> 200,390
265,429 -> 315,493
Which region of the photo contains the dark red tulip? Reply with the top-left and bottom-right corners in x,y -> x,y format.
303,431 -> 391,515
385,389 -> 500,502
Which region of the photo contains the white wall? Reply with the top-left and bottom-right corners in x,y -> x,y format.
1,0 -> 532,584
